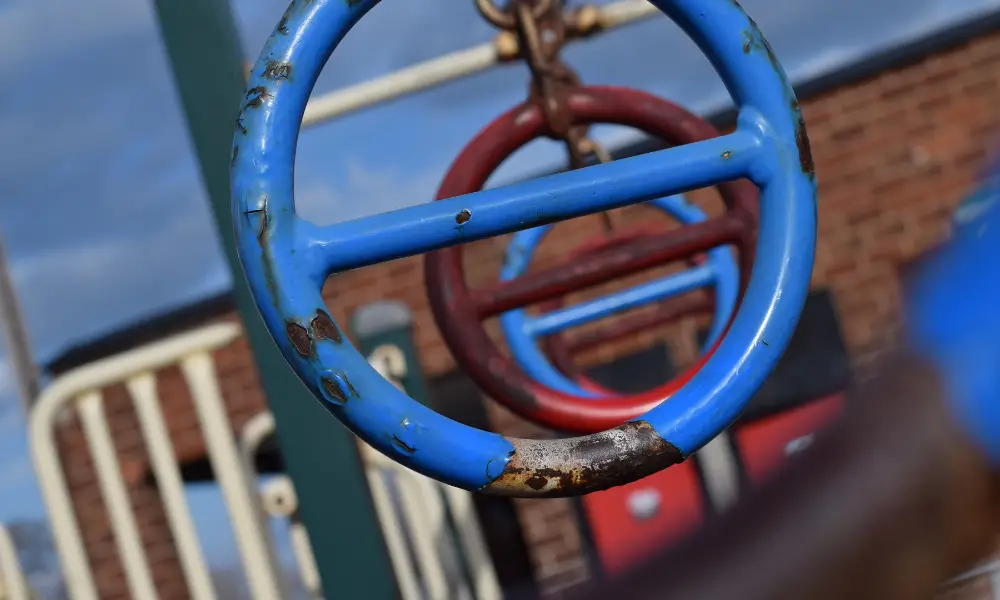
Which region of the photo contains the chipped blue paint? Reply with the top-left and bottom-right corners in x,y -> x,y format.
231,0 -> 816,492
498,194 -> 738,397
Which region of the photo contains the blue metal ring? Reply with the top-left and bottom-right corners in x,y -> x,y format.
230,0 -> 817,496
498,194 -> 738,397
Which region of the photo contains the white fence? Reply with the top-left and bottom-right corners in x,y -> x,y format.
241,411 -> 501,600
0,523 -> 32,600
27,322 -> 499,600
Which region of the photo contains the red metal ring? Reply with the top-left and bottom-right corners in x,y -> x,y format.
425,86 -> 758,434
540,228 -> 717,395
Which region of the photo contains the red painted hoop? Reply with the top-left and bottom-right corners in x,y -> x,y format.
425,86 -> 757,434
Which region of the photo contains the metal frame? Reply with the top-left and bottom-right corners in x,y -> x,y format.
497,193 -> 738,396
0,523 -> 32,600
240,409 -> 503,600
29,324 -> 284,600
231,0 -> 816,497
299,0 -> 659,128
151,0 -> 397,596
420,86 -> 755,435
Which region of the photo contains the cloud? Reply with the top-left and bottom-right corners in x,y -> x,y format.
296,160 -> 444,225
0,0 -> 154,74
10,208 -> 231,361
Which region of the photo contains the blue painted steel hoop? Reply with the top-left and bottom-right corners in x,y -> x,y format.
499,194 -> 739,397
230,0 -> 818,497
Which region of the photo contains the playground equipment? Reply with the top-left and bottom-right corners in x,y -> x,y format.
426,0 -> 749,425
27,319 -> 499,600
231,0 -> 817,497
424,87 -> 755,432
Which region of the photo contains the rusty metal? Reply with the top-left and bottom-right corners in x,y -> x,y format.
233,0 -> 818,497
474,0 -> 552,30
484,0 -> 613,187
484,421 -> 684,497
425,86 -> 758,434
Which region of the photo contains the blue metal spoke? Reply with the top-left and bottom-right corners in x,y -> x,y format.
523,264 -> 715,337
296,130 -> 762,278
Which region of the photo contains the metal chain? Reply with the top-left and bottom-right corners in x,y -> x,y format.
475,0 -> 616,232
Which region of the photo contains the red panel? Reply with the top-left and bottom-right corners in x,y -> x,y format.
581,461 -> 705,576
733,394 -> 845,486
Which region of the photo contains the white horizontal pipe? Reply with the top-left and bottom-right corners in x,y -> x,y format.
301,0 -> 658,128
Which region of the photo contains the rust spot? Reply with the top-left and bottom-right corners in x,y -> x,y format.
286,322 -> 312,356
721,150 -> 732,159
321,376 -> 349,404
392,435 -> 416,454
525,475 -> 547,490
456,209 -> 472,225
310,309 -> 342,343
484,421 -> 683,497
793,103 -> 815,179
263,60 -> 292,81
245,86 -> 270,109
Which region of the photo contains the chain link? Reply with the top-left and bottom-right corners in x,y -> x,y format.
476,0 -> 616,232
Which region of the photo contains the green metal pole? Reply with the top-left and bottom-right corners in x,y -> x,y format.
150,2 -> 397,598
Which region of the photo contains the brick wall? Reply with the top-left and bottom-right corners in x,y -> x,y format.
50,26 -> 1000,599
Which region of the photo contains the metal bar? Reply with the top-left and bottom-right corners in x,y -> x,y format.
76,391 -> 160,600
258,476 -> 322,599
0,523 -> 31,600
695,433 -> 741,514
306,131 -> 758,275
30,324 -> 241,600
0,235 -> 39,413
300,0 -> 659,128
151,1 -> 398,597
180,352 -> 286,600
440,485 -> 503,600
127,373 -> 218,600
288,520 -> 323,600
943,559 -> 1000,588
362,448 -> 423,600
525,264 -> 714,336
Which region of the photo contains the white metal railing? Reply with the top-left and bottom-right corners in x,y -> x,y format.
0,523 -> 32,600
240,410 -> 503,600
22,317 -> 1000,600
29,318 -> 501,600
29,323 -> 286,600
300,0 -> 658,128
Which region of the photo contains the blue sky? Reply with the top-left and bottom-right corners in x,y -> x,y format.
1,0 -> 999,589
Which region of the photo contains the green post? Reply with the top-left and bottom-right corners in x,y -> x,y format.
350,301 -> 431,406
150,2 -> 397,598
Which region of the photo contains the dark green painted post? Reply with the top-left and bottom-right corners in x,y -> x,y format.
150,2 -> 397,598
350,302 -> 431,406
